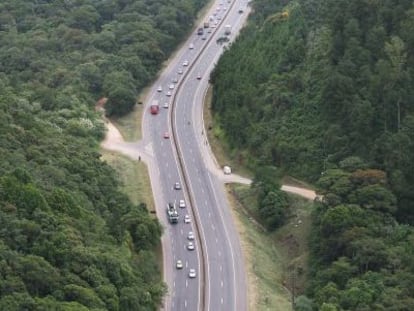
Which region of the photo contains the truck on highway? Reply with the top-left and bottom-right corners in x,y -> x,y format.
224,24 -> 231,35
167,203 -> 179,223
150,100 -> 159,115
204,21 -> 209,28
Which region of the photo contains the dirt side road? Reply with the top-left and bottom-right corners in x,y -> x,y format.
101,119 -> 318,201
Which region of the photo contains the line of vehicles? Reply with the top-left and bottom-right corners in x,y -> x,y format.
150,0 -> 245,287
166,197 -> 190,225
150,1 -> 237,117
166,187 -> 197,279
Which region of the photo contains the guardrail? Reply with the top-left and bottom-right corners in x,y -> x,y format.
168,1 -> 237,310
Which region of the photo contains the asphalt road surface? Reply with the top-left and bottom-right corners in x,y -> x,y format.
140,1 -> 252,310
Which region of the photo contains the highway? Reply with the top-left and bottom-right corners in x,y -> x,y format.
140,1 -> 251,310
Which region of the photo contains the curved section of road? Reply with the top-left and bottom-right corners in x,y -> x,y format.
100,0 -> 318,310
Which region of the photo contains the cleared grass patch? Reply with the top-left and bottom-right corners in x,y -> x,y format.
228,184 -> 313,310
227,184 -> 291,310
100,150 -> 155,213
203,86 -> 253,178
111,89 -> 149,142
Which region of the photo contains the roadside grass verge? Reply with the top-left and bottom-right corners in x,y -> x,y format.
226,184 -> 291,311
205,83 -> 314,309
100,149 -> 163,276
203,85 -> 253,178
100,150 -> 155,214
111,89 -> 149,141
230,184 -> 313,308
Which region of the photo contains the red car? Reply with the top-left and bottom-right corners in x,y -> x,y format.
163,132 -> 170,139
150,100 -> 159,115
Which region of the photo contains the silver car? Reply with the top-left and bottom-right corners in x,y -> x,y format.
189,269 -> 197,278
187,242 -> 195,251
184,215 -> 191,223
176,260 -> 183,269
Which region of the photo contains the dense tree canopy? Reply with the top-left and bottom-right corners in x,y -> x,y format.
0,0 -> 207,117
211,0 -> 414,309
0,0 -> 207,309
211,0 -> 414,223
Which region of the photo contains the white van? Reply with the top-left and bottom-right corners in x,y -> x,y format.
223,166 -> 232,175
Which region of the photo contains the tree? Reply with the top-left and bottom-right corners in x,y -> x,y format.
253,165 -> 282,197
384,36 -> 407,131
17,255 -> 60,296
350,184 -> 397,214
320,204 -> 365,237
67,5 -> 101,32
317,169 -> 352,199
258,190 -> 289,230
103,71 -> 137,116
106,86 -> 136,116
63,284 -> 106,309
295,295 -> 313,311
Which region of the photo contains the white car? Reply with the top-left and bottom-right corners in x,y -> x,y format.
187,231 -> 195,240
179,199 -> 186,208
184,215 -> 191,223
183,60 -> 189,66
189,269 -> 197,278
223,165 -> 232,174
187,242 -> 195,251
172,76 -> 178,83
169,84 -> 175,90
176,260 -> 183,269
178,68 -> 183,74
163,102 -> 169,109
189,43 -> 194,49
157,85 -> 162,92
174,182 -> 181,190
166,91 -> 172,97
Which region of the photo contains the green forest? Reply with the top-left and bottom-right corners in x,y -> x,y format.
211,0 -> 414,310
0,0 -> 206,309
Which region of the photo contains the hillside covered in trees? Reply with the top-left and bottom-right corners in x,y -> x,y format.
0,0 -> 206,309
211,0 -> 414,309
